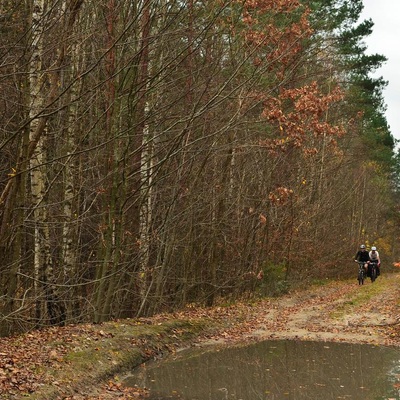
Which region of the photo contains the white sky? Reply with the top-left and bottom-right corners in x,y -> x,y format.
359,0 -> 400,143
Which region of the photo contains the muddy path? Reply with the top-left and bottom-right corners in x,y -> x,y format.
195,273 -> 400,348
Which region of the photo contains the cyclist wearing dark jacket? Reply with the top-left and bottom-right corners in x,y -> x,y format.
354,244 -> 370,275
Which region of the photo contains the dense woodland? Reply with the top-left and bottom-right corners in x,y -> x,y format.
0,0 -> 399,336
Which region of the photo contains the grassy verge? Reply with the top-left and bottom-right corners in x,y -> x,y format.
27,319 -> 212,399
329,278 -> 386,319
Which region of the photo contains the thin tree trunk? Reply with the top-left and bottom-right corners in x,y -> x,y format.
61,3 -> 83,321
135,0 -> 152,315
93,0 -> 118,323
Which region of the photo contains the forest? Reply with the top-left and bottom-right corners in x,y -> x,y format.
0,0 -> 399,336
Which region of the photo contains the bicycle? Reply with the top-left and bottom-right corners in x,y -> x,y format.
356,261 -> 365,285
370,260 -> 378,283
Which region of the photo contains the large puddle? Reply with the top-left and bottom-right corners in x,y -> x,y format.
124,340 -> 400,399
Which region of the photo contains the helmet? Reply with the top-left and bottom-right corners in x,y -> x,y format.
360,244 -> 366,249
371,246 -> 377,251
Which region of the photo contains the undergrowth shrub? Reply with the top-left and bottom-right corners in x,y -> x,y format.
257,263 -> 289,297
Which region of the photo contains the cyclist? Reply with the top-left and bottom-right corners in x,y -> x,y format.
354,244 -> 370,276
369,246 -> 381,276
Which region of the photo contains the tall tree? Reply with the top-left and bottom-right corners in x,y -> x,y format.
0,0 -> 398,335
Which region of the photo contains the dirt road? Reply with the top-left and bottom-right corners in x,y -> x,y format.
197,272 -> 400,348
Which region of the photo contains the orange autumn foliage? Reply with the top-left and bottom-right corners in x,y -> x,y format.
236,0 -> 344,155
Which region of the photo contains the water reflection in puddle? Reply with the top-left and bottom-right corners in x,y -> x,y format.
124,340 -> 400,399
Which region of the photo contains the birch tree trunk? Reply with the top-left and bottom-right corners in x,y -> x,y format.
29,0 -> 49,324
135,0 -> 152,316
28,0 -> 83,326
61,1 -> 84,322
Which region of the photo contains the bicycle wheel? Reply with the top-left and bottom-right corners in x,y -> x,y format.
371,267 -> 377,282
358,270 -> 364,285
